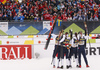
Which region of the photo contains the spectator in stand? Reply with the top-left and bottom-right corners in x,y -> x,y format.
68,14 -> 72,21
53,13 -> 57,20
78,13 -> 83,20
40,15 -> 43,21
3,13 -> 8,20
73,4 -> 79,13
28,14 -> 31,20
58,14 -> 62,20
43,11 -> 51,20
0,2 -> 3,10
93,12 -> 98,21
73,13 -> 78,20
23,10 -> 28,16
3,9 -> 7,15
62,14 -> 68,21
19,13 -> 25,22
29,14 -> 34,20
50,15 -> 53,21
83,13 -> 87,21
61,12 -> 66,19
57,3 -> 61,12
98,8 -> 100,19
15,7 -> 19,14
34,14 -> 40,22
39,4 -> 43,14
13,14 -> 19,21
24,14 -> 28,20
7,8 -> 11,18
8,13 -> 13,21
87,11 -> 91,20
0,10 -> 3,20
18,10 -> 22,17
12,9 -> 16,18
89,14 -> 94,21
60,9 -> 63,15
60,3 -> 65,9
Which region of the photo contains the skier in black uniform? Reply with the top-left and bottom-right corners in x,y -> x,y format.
52,31 -> 64,68
69,32 -> 79,68
78,31 -> 89,68
60,32 -> 71,69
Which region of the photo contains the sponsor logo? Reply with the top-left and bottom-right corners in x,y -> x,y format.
38,41 -> 41,44
38,41 -> 46,44
6,41 -> 19,44
7,41 -> 9,44
86,47 -> 100,55
0,45 -> 32,60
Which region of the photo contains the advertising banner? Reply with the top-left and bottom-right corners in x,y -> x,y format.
0,21 -> 99,35
0,45 -> 32,60
0,36 -> 34,45
43,21 -> 51,30
0,22 -> 8,32
86,43 -> 100,55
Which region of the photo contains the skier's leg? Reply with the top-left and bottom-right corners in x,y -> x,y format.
52,45 -> 58,68
66,48 -> 70,69
82,49 -> 89,67
75,48 -> 78,67
57,46 -> 61,68
60,47 -> 64,69
78,49 -> 81,67
69,48 -> 73,68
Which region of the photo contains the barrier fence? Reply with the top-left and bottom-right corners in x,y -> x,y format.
0,21 -> 100,35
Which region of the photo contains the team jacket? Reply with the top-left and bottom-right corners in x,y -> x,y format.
71,36 -> 78,47
62,36 -> 71,47
55,36 -> 63,45
78,34 -> 88,45
51,34 -> 65,45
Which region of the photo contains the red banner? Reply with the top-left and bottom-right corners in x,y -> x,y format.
0,45 -> 32,60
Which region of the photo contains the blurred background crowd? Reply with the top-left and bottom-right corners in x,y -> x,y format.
0,0 -> 100,21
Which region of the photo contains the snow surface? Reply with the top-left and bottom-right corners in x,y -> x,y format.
0,55 -> 99,70
0,44 -> 100,70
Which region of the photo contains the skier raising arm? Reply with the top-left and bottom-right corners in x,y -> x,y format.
77,31 -> 90,68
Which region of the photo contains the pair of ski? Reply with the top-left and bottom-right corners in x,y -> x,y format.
44,15 -> 58,50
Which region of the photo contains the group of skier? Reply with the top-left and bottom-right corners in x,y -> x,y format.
52,30 -> 90,69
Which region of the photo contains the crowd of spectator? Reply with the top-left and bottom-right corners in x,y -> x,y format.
0,0 -> 100,22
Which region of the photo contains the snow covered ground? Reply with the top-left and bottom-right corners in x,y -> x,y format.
0,44 -> 100,70
0,55 -> 99,70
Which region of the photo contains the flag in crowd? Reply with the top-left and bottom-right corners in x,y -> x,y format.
56,19 -> 62,26
0,0 -> 7,4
